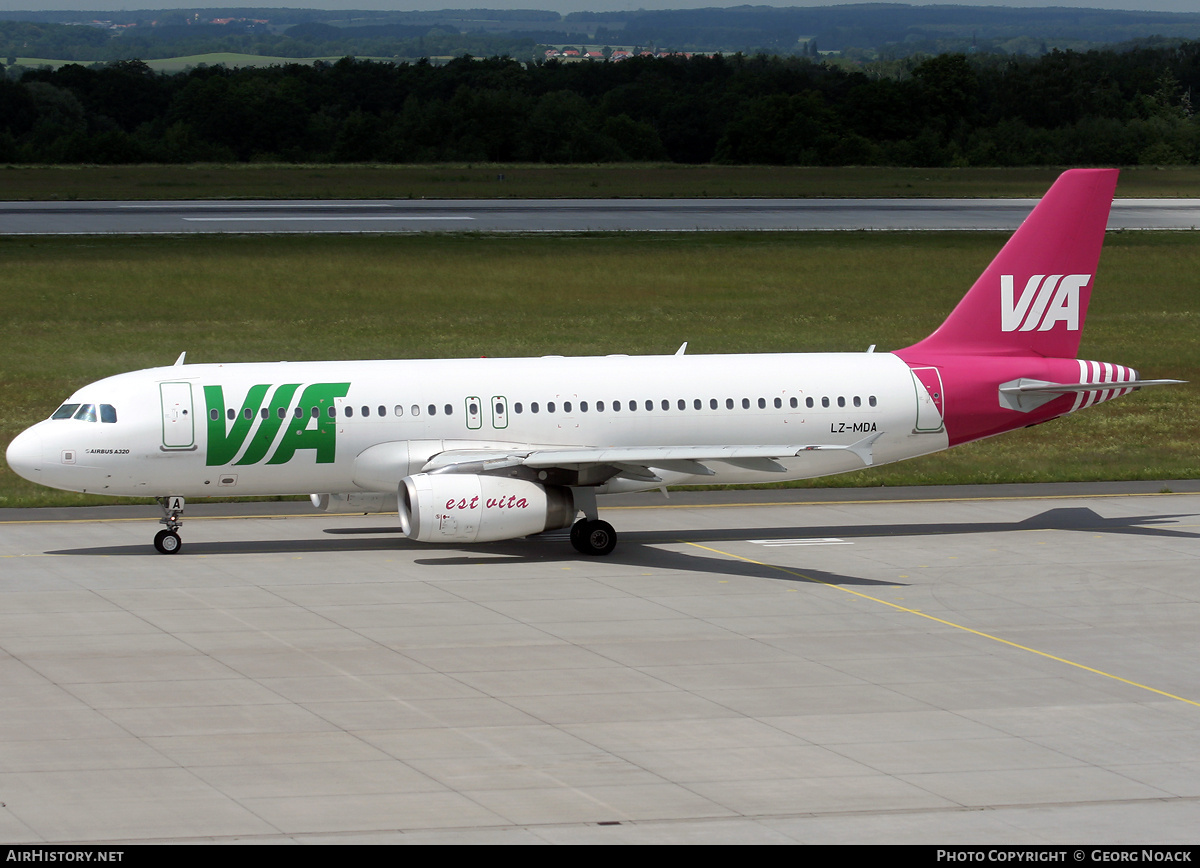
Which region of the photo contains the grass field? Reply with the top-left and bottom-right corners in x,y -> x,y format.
1,230 -> 1195,507
8,164 -> 1200,201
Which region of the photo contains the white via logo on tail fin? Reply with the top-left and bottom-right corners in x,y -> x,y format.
1000,274 -> 1090,332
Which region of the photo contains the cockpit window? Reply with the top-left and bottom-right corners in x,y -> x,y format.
51,402 -> 117,422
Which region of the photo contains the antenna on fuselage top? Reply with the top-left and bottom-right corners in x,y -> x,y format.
675,342 -> 688,356
173,352 -> 186,366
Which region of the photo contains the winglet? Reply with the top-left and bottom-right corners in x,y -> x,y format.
846,432 -> 884,467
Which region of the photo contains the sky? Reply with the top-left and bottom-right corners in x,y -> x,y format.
1,0 -> 1198,14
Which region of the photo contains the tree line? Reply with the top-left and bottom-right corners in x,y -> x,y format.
2,44 -> 1200,166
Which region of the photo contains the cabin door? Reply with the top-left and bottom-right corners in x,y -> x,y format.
910,368 -> 945,433
160,382 -> 195,449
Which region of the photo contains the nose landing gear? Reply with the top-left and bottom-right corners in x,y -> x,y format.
154,496 -> 185,554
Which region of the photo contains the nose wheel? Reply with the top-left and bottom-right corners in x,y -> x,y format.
154,528 -> 182,554
154,496 -> 185,554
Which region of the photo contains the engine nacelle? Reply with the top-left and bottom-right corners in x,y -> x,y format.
310,492 -> 398,514
398,473 -> 575,544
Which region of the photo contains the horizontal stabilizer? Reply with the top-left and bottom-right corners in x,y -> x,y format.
1003,379 -> 1185,394
999,377 -> 1185,412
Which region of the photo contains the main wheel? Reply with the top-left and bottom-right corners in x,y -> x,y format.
154,529 -> 182,554
570,519 -> 617,556
569,519 -> 588,552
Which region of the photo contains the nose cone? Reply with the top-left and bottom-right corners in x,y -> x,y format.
5,425 -> 44,484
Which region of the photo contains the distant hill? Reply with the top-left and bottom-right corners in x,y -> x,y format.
2,5 -> 1200,61
569,5 -> 1200,54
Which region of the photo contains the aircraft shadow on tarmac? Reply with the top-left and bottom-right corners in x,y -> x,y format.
47,506 -> 1197,587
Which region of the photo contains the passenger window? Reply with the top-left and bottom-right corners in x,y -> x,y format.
394,405 -> 403,417
547,402 -> 556,413
100,404 -> 117,423
853,396 -> 861,407
580,401 -> 588,412
693,399 -> 701,410
261,408 -> 270,419
428,404 -> 436,416
725,398 -> 734,409
612,401 -> 620,411
774,397 -> 782,409
710,398 -> 718,410
790,397 -> 798,408
596,401 -> 604,412
411,405 -> 420,416
645,400 -> 653,411
514,402 -> 522,414
837,397 -> 846,408
227,408 -> 236,421
563,401 -> 572,413
822,397 -> 830,408
210,408 -> 219,421
531,402 -> 540,414
758,398 -> 766,409
378,405 -> 386,417
362,406 -> 370,416
52,404 -> 80,420
869,396 -> 877,407
345,407 -> 353,417
806,397 -> 814,408
278,407 -> 287,419
444,404 -> 452,416
295,407 -> 304,419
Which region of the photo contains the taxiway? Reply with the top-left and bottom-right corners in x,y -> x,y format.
1,483 -> 1198,843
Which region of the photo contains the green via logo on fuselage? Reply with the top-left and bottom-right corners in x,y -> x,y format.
204,383 -> 350,466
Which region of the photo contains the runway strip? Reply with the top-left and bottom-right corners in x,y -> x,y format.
2,198 -> 1199,234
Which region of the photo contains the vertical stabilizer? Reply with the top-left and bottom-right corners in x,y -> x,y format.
901,169 -> 1118,359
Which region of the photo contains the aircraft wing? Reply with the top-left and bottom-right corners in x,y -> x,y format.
421,434 -> 884,484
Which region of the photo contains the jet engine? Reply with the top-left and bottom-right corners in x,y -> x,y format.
398,473 -> 575,544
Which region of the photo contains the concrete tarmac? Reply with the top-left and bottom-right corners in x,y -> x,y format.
1,483 -> 1199,843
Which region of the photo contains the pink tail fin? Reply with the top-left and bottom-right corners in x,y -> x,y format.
901,169 -> 1118,360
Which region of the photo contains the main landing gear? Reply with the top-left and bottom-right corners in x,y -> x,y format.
154,495 -> 185,554
567,487 -> 617,556
570,518 -> 617,556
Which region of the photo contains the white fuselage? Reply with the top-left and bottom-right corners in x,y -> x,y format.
8,352 -> 948,500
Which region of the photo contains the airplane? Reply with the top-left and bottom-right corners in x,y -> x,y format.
5,168 -> 1182,557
